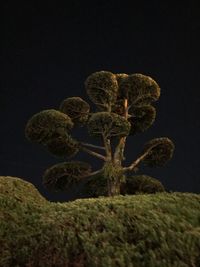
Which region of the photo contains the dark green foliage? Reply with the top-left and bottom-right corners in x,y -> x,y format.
121,175 -> 165,194
143,137 -> 175,167
84,174 -> 164,197
115,73 -> 128,86
128,105 -> 156,135
59,97 -> 90,125
83,171 -> 108,197
85,71 -> 118,110
25,70 -> 175,198
0,176 -> 46,204
43,161 -> 92,191
25,109 -> 73,144
118,73 -> 160,106
111,99 -> 125,116
83,163 -> 125,197
45,133 -> 79,158
1,177 -> 200,267
87,112 -> 131,138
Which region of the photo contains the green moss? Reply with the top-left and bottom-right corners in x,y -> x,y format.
0,176 -> 200,266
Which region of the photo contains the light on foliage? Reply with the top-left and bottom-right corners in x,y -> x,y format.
115,73 -> 129,86
118,73 -> 160,106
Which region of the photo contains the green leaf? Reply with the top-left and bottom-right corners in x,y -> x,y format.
59,97 -> 90,125
87,112 -> 131,138
25,109 -> 73,144
43,161 -> 92,191
143,137 -> 175,167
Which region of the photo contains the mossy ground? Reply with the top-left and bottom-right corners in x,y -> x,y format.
0,176 -> 200,267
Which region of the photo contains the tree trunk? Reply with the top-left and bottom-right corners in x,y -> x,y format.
107,176 -> 121,196
103,161 -> 124,197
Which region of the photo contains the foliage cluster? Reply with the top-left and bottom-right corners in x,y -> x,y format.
25,71 -> 175,197
0,177 -> 200,267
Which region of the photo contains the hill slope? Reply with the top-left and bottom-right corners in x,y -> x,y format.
0,176 -> 200,267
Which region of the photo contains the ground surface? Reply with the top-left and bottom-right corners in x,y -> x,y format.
0,176 -> 200,267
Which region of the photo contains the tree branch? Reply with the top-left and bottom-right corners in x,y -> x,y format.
123,150 -> 150,172
81,169 -> 102,178
123,146 -> 154,171
81,142 -> 106,150
102,134 -> 112,160
113,98 -> 128,164
123,139 -> 171,172
80,146 -> 106,161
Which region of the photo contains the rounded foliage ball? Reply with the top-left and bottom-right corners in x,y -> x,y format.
119,73 -> 160,106
43,161 -> 92,191
121,175 -> 165,194
85,71 -> 118,110
143,137 -> 175,167
25,109 -> 73,144
128,105 -> 156,135
45,134 -> 79,158
59,97 -> 90,125
87,112 -> 131,138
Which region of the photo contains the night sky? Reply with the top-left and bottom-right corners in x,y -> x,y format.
1,1 -> 200,201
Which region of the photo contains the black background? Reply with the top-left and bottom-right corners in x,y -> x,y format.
1,1 -> 200,201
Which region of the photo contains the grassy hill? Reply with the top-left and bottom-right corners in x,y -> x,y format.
0,176 -> 200,267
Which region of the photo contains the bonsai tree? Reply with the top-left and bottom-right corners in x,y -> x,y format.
25,71 -> 174,197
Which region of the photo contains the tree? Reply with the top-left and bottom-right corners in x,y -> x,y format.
25,71 -> 175,197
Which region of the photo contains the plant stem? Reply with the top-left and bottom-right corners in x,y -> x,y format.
80,147 -> 106,161
123,151 -> 149,172
113,98 -> 128,165
123,140 -> 165,172
102,134 -> 112,161
81,169 -> 102,178
81,142 -> 106,150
